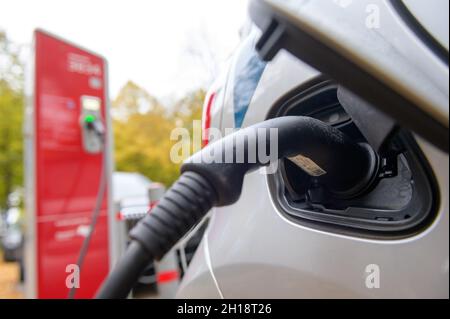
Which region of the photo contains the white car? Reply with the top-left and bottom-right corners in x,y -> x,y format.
176,0 -> 449,298
113,172 -> 153,217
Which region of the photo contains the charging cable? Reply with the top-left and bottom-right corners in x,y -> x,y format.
96,116 -> 378,298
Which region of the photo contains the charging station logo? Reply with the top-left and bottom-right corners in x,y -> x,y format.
65,264 -> 80,289
67,53 -> 102,76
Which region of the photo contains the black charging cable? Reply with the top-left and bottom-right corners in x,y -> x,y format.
96,116 -> 378,299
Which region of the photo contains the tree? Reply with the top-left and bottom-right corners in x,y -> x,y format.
172,89 -> 205,154
112,80 -> 163,121
0,31 -> 24,209
112,82 -> 205,187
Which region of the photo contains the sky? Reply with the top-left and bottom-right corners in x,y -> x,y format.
0,0 -> 249,101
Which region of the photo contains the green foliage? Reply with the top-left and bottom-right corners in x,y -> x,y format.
112,81 -> 205,187
0,31 -> 24,209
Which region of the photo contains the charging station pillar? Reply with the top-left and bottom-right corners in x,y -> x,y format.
24,29 -> 116,298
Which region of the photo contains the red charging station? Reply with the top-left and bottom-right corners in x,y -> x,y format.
24,30 -> 116,298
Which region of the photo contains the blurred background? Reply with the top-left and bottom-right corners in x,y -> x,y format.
0,0 -> 248,298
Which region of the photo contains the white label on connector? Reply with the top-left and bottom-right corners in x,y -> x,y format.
288,155 -> 327,177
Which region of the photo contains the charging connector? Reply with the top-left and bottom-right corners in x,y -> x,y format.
96,116 -> 377,298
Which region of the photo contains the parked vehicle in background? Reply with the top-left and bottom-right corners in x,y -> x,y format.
113,172 -> 152,213
112,172 -> 156,294
113,172 -> 182,297
1,206 -> 23,263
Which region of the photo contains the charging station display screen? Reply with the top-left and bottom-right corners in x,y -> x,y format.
31,30 -> 110,298
82,96 -> 101,111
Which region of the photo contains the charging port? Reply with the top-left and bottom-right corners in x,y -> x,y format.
267,80 -> 438,238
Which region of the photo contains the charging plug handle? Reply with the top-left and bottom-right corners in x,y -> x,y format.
183,116 -> 378,203
86,119 -> 105,137
96,116 -> 377,299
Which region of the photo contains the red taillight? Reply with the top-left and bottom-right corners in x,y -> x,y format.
202,91 -> 216,148
148,200 -> 159,212
157,270 -> 179,284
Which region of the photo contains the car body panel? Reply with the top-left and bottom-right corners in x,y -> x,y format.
176,237 -> 223,299
254,0 -> 449,126
402,0 -> 449,51
202,139 -> 448,298
178,138 -> 448,298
